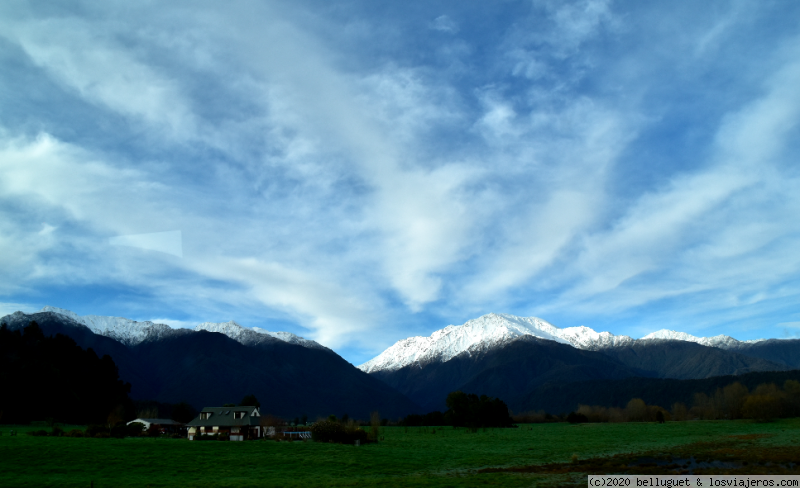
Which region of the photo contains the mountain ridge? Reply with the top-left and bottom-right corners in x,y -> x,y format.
359,313 -> 768,373
39,306 -> 327,351
1,309 -> 419,418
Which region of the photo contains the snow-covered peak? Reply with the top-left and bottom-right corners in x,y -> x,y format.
640,329 -> 764,349
357,313 -> 770,373
40,306 -> 175,346
358,313 -> 633,373
195,320 -> 250,339
195,321 -> 327,350
251,327 -> 323,349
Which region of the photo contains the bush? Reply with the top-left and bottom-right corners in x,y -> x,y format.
50,426 -> 64,437
26,430 -> 49,437
126,422 -> 145,437
65,429 -> 84,438
94,432 -> 110,438
110,423 -> 128,438
566,412 -> 588,424
310,420 -> 369,445
85,425 -> 109,437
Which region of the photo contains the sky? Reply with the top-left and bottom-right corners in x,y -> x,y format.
2,0 -> 800,365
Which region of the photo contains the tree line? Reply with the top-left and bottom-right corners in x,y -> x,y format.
0,321 -> 134,425
514,379 -> 800,423
399,391 -> 513,428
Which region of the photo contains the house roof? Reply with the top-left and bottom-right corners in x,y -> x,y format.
186,406 -> 261,427
127,418 -> 182,425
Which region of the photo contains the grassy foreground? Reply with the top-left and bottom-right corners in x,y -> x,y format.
1,420 -> 799,487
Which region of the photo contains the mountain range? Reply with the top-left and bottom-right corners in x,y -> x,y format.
3,308 -> 798,418
357,313 -> 798,412
0,307 -> 418,419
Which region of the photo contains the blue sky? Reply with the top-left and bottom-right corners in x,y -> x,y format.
2,0 -> 800,365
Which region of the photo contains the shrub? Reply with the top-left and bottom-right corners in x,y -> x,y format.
126,422 -> 145,437
51,426 -> 64,437
624,398 -> 647,422
310,420 -> 369,445
566,412 -> 588,424
65,429 -> 84,438
85,425 -> 109,437
110,423 -> 128,438
94,432 -> 110,438
26,430 -> 49,437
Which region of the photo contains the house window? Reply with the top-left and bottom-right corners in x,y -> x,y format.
200,412 -> 212,420
234,411 -> 246,419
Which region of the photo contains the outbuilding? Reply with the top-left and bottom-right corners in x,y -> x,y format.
126,418 -> 183,434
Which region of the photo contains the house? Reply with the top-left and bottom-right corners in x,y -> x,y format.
186,406 -> 262,441
126,418 -> 183,434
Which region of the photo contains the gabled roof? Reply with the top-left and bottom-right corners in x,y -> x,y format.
128,418 -> 182,425
186,406 -> 261,427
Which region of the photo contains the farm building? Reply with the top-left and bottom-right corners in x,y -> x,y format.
126,418 -> 183,434
186,406 -> 262,441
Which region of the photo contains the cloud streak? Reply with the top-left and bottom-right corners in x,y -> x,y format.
1,1 -> 799,362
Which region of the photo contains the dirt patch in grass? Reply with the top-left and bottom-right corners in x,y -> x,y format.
726,433 -> 774,440
480,438 -> 800,480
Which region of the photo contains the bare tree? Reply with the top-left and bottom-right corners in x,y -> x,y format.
369,411 -> 380,442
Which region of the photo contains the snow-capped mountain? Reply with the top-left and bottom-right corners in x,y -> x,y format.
359,313 -> 633,373
196,321 -> 326,350
40,306 -> 177,346
38,306 -> 325,350
358,313 -> 765,373
639,329 -> 764,349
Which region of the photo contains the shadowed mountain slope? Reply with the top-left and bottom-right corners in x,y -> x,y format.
729,339 -> 800,369
369,336 -> 789,412
1,311 -> 419,419
597,340 -> 789,380
371,336 -> 644,412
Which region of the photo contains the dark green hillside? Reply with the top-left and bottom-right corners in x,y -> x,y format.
0,321 -> 132,424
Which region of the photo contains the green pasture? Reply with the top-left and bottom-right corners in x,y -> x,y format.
1,419 -> 799,487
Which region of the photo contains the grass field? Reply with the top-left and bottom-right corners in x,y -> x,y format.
2,420 -> 799,487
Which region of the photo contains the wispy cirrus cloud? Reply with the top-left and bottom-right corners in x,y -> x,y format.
1,1 -> 800,363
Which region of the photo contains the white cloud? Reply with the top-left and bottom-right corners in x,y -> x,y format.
0,302 -> 38,318
2,1 -> 800,360
110,231 -> 183,258
191,257 -> 379,348
431,15 -> 458,34
554,51 -> 800,314
2,16 -> 196,140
